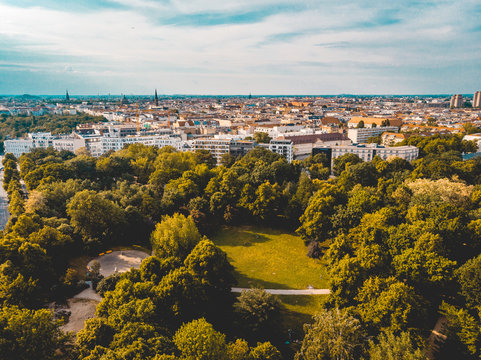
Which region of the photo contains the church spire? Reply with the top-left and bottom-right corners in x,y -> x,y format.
65,90 -> 70,102
154,89 -> 159,106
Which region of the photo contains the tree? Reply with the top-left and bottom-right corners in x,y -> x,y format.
251,181 -> 282,221
455,254 -> 481,309
250,342 -> 282,360
173,318 -> 227,360
66,190 -> 126,249
338,162 -> 379,188
297,183 -> 345,243
0,261 -> 43,308
356,276 -> 426,331
234,289 -> 282,341
8,190 -> 25,217
194,149 -> 217,168
77,318 -> 115,355
227,339 -> 250,360
332,153 -> 362,176
96,272 -> 123,297
184,238 -> 236,294
221,153 -> 236,168
0,305 -> 71,360
150,213 -> 201,260
368,331 -> 426,360
295,308 -> 366,360
439,302 -> 481,359
357,120 -> 365,128
254,132 -> 272,144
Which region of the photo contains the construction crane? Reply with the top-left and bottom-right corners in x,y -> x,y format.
136,103 -> 140,133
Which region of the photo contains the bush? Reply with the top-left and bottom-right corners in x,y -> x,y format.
96,272 -> 123,297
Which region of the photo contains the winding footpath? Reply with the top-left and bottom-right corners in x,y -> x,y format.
232,287 -> 330,295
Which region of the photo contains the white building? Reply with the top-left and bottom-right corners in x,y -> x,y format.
5,130 -> 183,158
329,144 -> 419,165
100,134 -> 183,153
268,140 -> 294,162
347,126 -> 400,143
4,132 -> 85,158
4,138 -> 34,158
463,133 -> 481,151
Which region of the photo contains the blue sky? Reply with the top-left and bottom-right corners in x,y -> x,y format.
0,0 -> 480,95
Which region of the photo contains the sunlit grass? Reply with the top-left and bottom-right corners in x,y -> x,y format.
213,226 -> 329,290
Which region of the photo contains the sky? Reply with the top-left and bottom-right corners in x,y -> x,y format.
0,0 -> 480,95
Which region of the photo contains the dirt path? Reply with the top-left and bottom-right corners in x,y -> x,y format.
232,287 -> 331,295
62,250 -> 150,334
61,298 -> 99,334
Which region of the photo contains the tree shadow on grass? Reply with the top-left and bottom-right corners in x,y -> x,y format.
275,295 -> 327,359
218,229 -> 271,247
233,271 -> 293,289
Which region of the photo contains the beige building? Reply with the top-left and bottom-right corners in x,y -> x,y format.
347,116 -> 402,129
473,91 -> 481,108
347,126 -> 400,143
381,132 -> 405,146
450,94 -> 463,108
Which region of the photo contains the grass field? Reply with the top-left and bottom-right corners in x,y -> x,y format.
213,226 -> 329,290
214,226 -> 329,354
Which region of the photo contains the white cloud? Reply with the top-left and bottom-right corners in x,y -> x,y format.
0,0 -> 480,94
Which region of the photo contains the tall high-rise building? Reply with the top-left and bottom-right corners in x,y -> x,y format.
154,89 -> 159,106
473,91 -> 481,108
450,94 -> 463,108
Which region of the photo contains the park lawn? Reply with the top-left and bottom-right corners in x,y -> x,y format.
213,226 -> 329,290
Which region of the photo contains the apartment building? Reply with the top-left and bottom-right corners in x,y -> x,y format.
313,143 -> 419,169
450,94 -> 463,108
193,139 -> 233,164
331,144 -> 418,162
4,132 -> 85,158
381,132 -> 405,146
473,91 -> 481,108
268,140 -> 294,162
347,126 -> 400,143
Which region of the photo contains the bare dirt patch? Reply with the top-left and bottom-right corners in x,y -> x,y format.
61,298 -> 99,334
88,249 -> 150,277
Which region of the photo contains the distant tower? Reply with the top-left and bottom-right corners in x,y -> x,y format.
248,92 -> 252,99
65,90 -> 70,102
450,94 -> 463,108
474,91 -> 481,108
121,94 -> 129,105
154,89 -> 159,106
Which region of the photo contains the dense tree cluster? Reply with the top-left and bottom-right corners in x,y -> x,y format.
1,131 -> 481,359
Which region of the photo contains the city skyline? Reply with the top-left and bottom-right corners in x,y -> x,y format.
1,0 -> 480,95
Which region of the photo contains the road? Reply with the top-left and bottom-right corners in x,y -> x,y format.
0,169 -> 9,230
231,287 -> 330,295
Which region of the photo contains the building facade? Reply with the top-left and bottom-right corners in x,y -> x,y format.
347,126 -> 400,143
450,94 -> 464,108
319,143 -> 419,168
473,91 -> 481,108
268,140 -> 294,162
